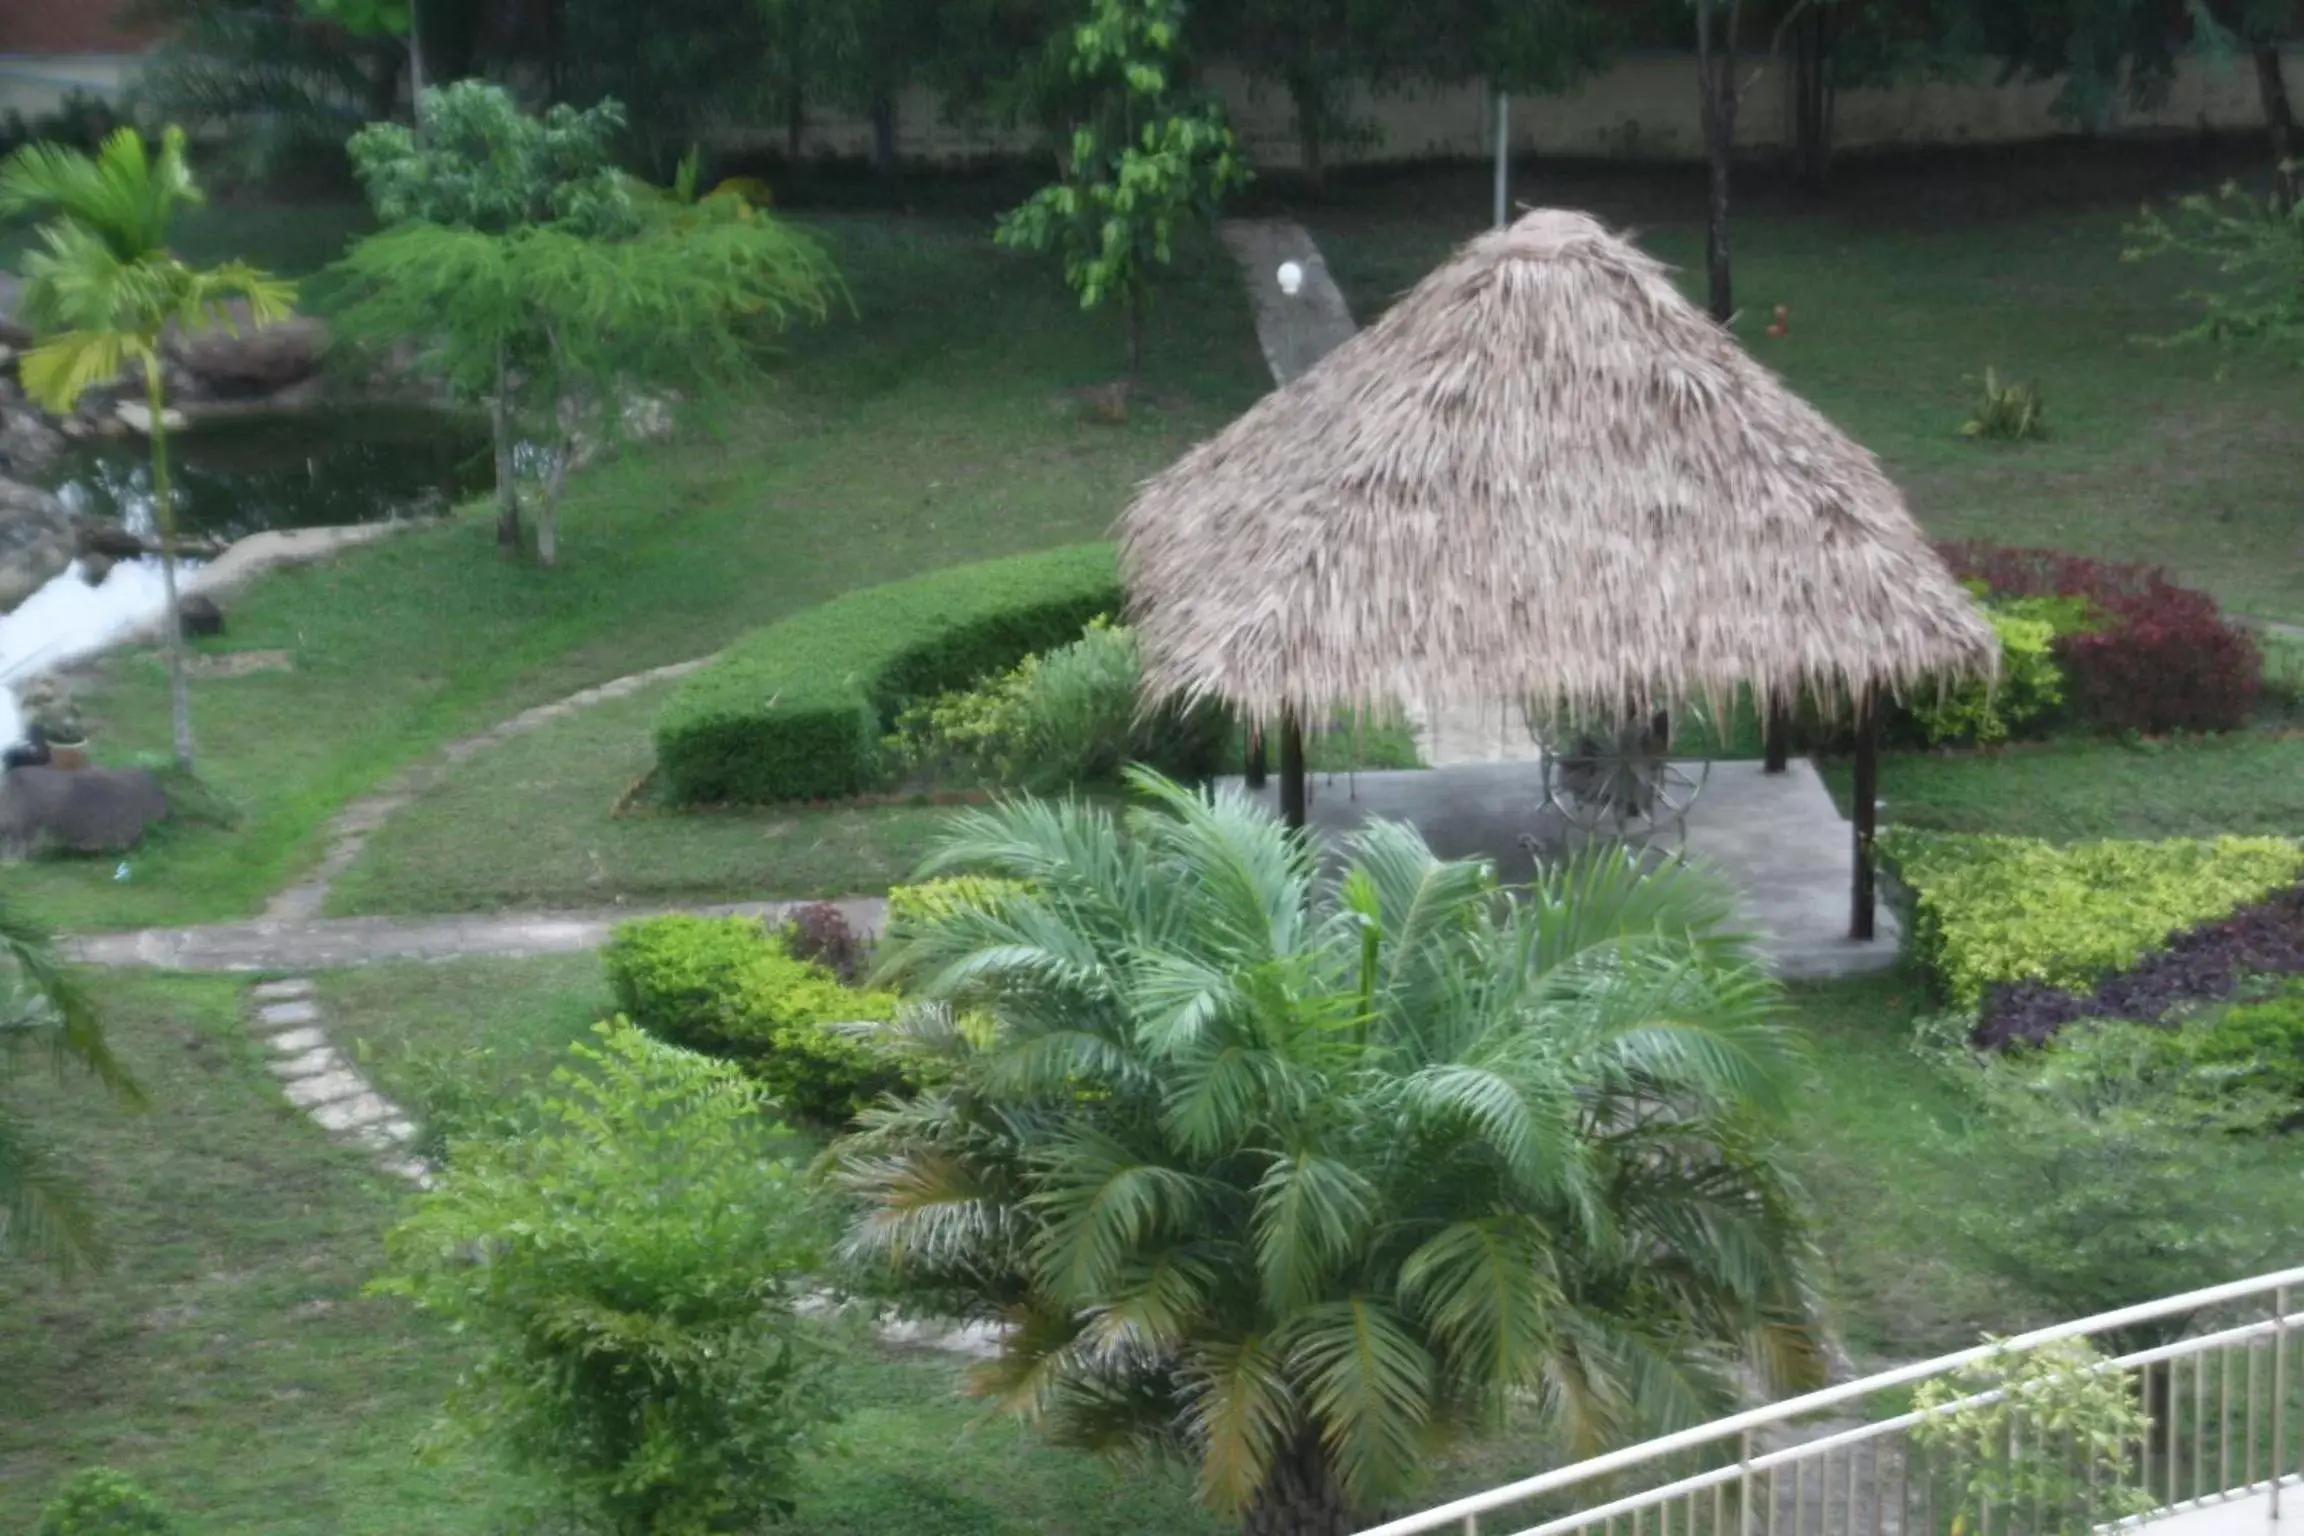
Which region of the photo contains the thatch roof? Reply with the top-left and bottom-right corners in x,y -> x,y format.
1120,208 -> 1998,730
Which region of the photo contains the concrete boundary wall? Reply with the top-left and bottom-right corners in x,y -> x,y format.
5,46 -> 2295,166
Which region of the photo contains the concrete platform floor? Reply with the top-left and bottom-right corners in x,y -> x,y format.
1218,758 -> 1901,981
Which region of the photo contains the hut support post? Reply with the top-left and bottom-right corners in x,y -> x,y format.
1279,713 -> 1308,830
1850,693 -> 1878,941
1763,701 -> 1790,773
1246,727 -> 1268,788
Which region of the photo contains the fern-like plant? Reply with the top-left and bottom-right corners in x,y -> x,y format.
1960,367 -> 2046,441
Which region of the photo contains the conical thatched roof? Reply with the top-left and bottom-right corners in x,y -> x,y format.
1121,208 -> 1997,730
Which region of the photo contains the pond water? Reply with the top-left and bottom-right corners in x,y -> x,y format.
44,407 -> 491,540
0,408 -> 491,744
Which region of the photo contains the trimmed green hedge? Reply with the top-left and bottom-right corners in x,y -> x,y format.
656,544 -> 1122,805
1881,829 -> 2304,1007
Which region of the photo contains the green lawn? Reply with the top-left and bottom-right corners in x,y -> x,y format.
15,213 -> 1265,930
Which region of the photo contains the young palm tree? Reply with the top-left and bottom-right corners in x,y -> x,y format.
0,126 -> 295,772
1,896 -> 142,1272
836,772 -> 1825,1536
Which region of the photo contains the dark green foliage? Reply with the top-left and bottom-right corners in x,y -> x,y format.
2187,983 -> 2304,1106
654,543 -> 1122,805
885,618 -> 1229,791
604,915 -> 905,1127
374,1021 -> 836,1535
33,1469 -> 177,1536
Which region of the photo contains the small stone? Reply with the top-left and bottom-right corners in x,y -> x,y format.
265,1026 -> 328,1054
252,978 -> 315,1002
268,1047 -> 341,1081
379,1156 -> 435,1186
282,1068 -> 367,1108
309,1092 -> 396,1132
350,1118 -> 417,1152
257,1000 -> 320,1027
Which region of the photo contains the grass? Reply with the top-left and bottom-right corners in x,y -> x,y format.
0,972 -> 526,1534
1818,728 -> 2304,842
16,213 -> 1265,930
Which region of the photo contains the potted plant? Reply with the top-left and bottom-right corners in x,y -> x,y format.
20,677 -> 87,770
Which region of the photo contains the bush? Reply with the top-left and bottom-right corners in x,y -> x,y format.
884,876 -> 1032,937
1883,830 -> 2304,1008
1946,1020 -> 2285,1347
2186,982 -> 2304,1108
375,1022 -> 835,1535
781,901 -> 866,983
886,618 -> 1228,791
34,1469 -> 177,1536
654,544 -> 1123,805
1978,883 -> 2304,1049
1901,603 -> 2065,747
1936,542 -> 2261,734
604,914 -> 905,1126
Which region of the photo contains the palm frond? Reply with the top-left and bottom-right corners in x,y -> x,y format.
1279,1297 -> 1437,1505
1252,1150 -> 1378,1313
0,1104 -> 105,1272
1397,1214 -> 1564,1404
17,330 -> 149,417
1183,1332 -> 1299,1514
1026,1130 -> 1212,1306
0,897 -> 140,1106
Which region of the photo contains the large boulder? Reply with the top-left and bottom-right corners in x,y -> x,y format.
0,765 -> 168,858
0,476 -> 75,613
0,390 -> 68,478
168,303 -> 329,400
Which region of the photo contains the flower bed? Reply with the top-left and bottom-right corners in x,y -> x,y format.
1935,542 -> 2261,735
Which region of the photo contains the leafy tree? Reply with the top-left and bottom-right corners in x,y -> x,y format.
1695,0 -> 1748,322
997,0 -> 1250,377
32,1467 -> 180,1536
835,773 -> 1824,1536
375,1020 -> 836,1535
2126,175 -> 2304,357
332,81 -> 838,564
1,897 -> 143,1274
0,126 -> 295,772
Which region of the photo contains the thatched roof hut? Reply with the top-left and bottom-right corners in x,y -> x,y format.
1123,207 -> 1994,730
1121,208 -> 1998,938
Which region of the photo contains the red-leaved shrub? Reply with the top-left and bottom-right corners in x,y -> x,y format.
1936,542 -> 2260,734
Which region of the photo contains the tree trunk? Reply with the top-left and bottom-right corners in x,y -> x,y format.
1125,281 -> 1145,380
1790,3 -> 1833,193
1697,0 -> 1740,324
407,0 -> 427,126
1291,76 -> 1328,200
1243,1433 -> 1353,1536
536,440 -> 572,567
492,344 -> 521,558
144,361 -> 195,774
870,96 -> 897,176
2253,39 -> 2298,204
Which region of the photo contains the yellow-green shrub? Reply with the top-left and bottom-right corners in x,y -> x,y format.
1884,830 -> 2304,1006
1903,606 -> 2065,747
884,877 -> 1032,935
603,914 -> 905,1126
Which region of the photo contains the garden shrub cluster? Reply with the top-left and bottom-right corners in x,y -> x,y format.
1883,829 -> 2304,1008
1936,542 -> 2262,735
884,617 -> 1227,791
1898,600 -> 2068,748
884,876 -> 1031,934
604,914 -> 906,1126
33,1469 -> 178,1536
1977,883 -> 2304,1048
654,544 -> 1123,805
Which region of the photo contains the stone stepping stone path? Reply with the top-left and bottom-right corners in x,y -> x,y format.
248,976 -> 433,1187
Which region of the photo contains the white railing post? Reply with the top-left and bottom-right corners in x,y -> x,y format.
2274,1285 -> 2289,1526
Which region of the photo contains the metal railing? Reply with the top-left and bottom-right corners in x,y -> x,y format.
1360,1267 -> 2304,1536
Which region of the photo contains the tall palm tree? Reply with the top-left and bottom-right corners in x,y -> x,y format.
1,897 -> 142,1272
0,126 -> 296,772
835,772 -> 1825,1536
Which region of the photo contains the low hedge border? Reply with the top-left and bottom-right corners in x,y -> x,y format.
655,544 -> 1121,806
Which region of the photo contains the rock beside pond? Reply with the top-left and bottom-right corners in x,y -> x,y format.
169,308 -> 329,400
0,476 -> 75,613
0,764 -> 168,858
0,397 -> 66,478
0,271 -> 29,350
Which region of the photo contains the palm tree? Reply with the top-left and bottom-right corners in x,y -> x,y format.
0,126 -> 296,772
1,896 -> 142,1271
835,772 -> 1826,1536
